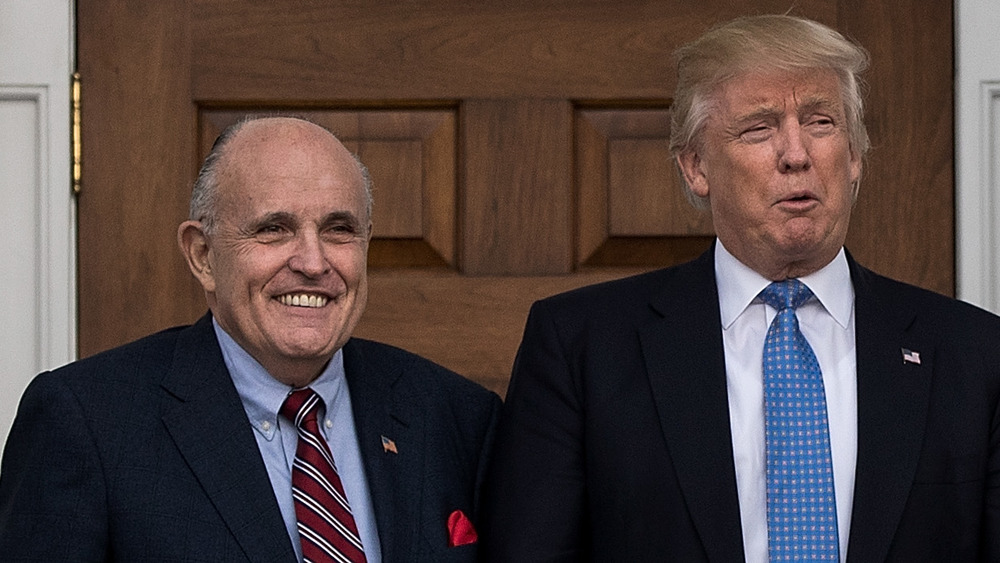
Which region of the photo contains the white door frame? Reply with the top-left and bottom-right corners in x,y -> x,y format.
956,0 -> 1000,314
0,0 -> 76,455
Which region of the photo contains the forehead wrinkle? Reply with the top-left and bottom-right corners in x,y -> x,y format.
791,79 -> 842,110
796,96 -> 844,119
722,83 -> 785,121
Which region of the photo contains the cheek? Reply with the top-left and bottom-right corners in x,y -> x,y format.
207,253 -> 237,293
339,246 -> 369,285
708,153 -> 768,196
240,247 -> 293,286
823,157 -> 860,201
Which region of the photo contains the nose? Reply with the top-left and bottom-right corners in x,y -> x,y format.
778,121 -> 811,173
287,231 -> 331,277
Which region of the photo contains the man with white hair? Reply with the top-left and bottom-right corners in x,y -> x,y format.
1,117 -> 500,562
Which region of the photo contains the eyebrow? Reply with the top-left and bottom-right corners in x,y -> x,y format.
248,211 -> 297,230
733,96 -> 841,125
796,95 -> 841,116
319,211 -> 362,228
245,210 -> 363,232
733,105 -> 782,125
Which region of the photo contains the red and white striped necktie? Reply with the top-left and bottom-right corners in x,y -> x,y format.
281,388 -> 367,563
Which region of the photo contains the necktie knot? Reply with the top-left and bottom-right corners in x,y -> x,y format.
760,279 -> 813,311
281,388 -> 322,430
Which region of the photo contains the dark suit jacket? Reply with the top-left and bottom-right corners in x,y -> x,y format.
481,249 -> 1000,562
0,313 -> 500,562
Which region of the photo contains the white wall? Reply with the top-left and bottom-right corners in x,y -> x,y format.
956,0 -> 1000,314
0,0 -> 76,456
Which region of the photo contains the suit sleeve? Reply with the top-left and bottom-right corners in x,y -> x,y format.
985,389 -> 1000,560
0,372 -> 109,560
481,301 -> 588,562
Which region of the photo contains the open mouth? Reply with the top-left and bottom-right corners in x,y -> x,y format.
782,190 -> 816,203
277,293 -> 329,308
777,192 -> 818,208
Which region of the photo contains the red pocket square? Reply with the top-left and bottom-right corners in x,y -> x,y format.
447,509 -> 478,547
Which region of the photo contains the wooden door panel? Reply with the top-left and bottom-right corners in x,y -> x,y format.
461,99 -> 574,274
839,1 -> 954,289
576,107 -> 714,268
78,0 -> 199,357
190,1 -> 831,101
358,272 -> 647,395
79,0 -> 954,396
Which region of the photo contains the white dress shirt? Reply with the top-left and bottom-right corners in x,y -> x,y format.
715,241 -> 857,563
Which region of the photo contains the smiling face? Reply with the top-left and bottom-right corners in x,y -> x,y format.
179,118 -> 371,386
677,68 -> 862,280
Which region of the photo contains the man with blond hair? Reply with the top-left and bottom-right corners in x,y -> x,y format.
483,15 -> 999,562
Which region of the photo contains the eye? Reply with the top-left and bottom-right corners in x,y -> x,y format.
740,124 -> 772,143
322,222 -> 360,243
254,224 -> 290,243
805,115 -> 836,133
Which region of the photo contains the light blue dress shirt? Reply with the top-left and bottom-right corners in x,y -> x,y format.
213,320 -> 382,562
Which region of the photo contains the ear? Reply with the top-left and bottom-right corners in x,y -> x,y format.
849,147 -> 863,188
676,150 -> 710,199
177,220 -> 216,293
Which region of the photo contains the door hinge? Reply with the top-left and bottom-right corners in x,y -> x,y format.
72,72 -> 82,196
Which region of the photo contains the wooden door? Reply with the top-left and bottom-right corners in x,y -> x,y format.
77,1 -> 954,395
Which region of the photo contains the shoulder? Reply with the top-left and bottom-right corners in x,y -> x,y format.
539,256 -> 711,314
46,322 -> 195,380
28,318 -> 211,405
541,268 -> 671,306
7,321 -> 209,461
344,338 -> 500,410
524,254 -> 715,340
853,263 -> 1000,340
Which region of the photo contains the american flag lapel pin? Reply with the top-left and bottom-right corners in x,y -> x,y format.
902,348 -> 921,365
381,435 -> 398,454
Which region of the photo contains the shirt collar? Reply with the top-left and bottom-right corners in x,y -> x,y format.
212,318 -> 346,440
714,239 -> 854,329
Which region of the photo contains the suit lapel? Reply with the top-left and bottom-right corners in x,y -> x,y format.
344,339 -> 425,563
845,261 -> 934,561
641,252 -> 746,562
160,315 -> 295,563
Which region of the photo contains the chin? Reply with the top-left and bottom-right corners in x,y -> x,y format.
772,236 -> 825,262
270,333 -> 337,357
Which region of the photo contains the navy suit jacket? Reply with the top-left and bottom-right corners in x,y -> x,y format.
481,249 -> 1000,562
0,313 -> 500,562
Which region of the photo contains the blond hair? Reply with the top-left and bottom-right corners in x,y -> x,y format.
670,15 -> 870,204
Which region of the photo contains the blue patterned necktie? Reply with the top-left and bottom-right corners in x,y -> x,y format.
760,280 -> 839,561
